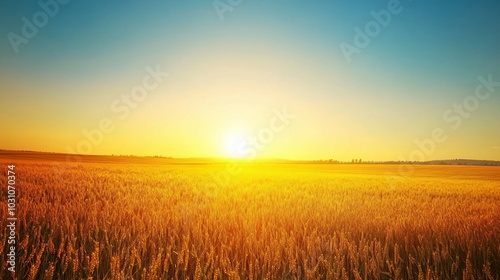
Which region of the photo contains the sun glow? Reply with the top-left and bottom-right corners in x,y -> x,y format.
224,132 -> 247,158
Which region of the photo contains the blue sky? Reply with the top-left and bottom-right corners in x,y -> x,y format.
1,0 -> 499,160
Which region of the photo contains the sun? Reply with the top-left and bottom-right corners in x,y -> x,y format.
224,132 -> 247,158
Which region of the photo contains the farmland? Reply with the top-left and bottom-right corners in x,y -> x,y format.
0,154 -> 499,279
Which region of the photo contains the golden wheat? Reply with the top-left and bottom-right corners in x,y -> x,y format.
0,160 -> 499,279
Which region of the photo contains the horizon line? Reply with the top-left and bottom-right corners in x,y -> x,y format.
1,149 -> 500,164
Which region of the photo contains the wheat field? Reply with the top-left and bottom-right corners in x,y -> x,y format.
1,158 -> 499,279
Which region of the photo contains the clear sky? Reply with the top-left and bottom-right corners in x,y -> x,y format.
1,0 -> 499,161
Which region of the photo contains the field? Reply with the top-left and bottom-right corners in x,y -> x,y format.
1,154 -> 499,279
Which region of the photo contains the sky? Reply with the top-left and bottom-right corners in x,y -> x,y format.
0,0 -> 499,161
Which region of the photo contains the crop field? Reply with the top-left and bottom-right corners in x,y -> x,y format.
0,157 -> 499,279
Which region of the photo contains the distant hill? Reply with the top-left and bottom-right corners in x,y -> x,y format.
424,159 -> 500,166
1,150 -> 499,166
